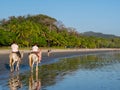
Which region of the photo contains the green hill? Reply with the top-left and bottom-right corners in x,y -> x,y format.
81,31 -> 119,38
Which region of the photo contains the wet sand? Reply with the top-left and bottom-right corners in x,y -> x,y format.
0,48 -> 120,90
0,48 -> 120,89
0,48 -> 119,69
0,48 -> 120,74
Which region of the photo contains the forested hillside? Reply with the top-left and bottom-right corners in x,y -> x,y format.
81,31 -> 119,38
0,14 -> 120,48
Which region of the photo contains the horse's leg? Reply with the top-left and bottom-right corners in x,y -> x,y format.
16,61 -> 20,71
17,60 -> 20,71
29,55 -> 33,72
11,65 -> 13,72
9,57 -> 12,67
31,61 -> 34,73
9,58 -> 12,72
31,66 -> 33,73
36,62 -> 38,71
11,60 -> 15,72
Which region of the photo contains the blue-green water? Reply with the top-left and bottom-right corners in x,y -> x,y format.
1,51 -> 120,90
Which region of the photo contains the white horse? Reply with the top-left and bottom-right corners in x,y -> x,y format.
28,53 -> 41,72
9,51 -> 23,72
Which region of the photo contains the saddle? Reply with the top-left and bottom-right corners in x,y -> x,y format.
12,51 -> 21,58
30,52 -> 41,62
30,52 -> 39,58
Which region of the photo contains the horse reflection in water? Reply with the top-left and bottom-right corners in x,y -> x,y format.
8,72 -> 22,90
29,70 -> 41,90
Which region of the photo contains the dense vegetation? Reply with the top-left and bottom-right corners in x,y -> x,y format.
0,14 -> 120,48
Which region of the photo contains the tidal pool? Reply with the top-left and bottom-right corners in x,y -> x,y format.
1,51 -> 120,90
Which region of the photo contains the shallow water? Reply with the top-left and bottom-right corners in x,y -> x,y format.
1,51 -> 120,90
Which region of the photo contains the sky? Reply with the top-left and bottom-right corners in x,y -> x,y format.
0,0 -> 120,36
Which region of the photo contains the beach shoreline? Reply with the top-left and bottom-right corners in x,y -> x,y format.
41,48 -> 120,63
0,48 -> 120,54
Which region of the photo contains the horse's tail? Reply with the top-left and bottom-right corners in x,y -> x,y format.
29,54 -> 33,68
17,51 -> 24,60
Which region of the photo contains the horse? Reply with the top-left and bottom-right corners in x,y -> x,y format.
28,52 -> 41,72
9,51 -> 23,72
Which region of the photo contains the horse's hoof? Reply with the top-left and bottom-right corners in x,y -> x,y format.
16,69 -> 19,71
31,70 -> 33,73
11,70 -> 14,73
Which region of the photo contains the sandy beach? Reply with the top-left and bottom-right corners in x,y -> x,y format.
0,48 -> 119,54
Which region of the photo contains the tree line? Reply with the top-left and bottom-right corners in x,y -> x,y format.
0,14 -> 120,48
